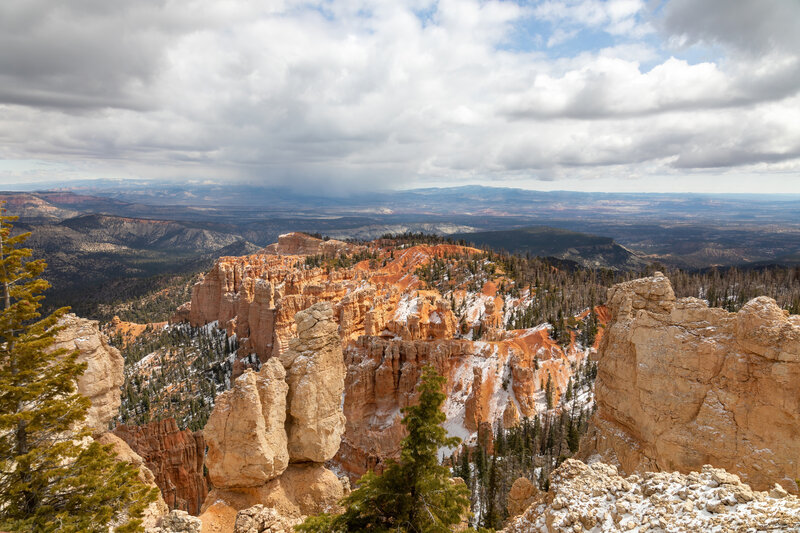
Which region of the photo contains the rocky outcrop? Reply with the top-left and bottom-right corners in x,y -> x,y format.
281,303 -> 347,463
506,477 -> 537,519
52,314 -> 124,433
233,505 -> 301,533
182,244 -> 464,363
262,232 -> 357,257
199,302 -> 347,532
503,459 -> 800,532
581,272 -> 800,493
147,509 -> 202,533
204,359 -> 289,489
97,432 -> 169,530
336,326 -> 577,478
113,418 -> 208,515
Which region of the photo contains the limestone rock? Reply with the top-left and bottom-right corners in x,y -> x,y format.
52,314 -> 124,433
204,359 -> 289,488
97,432 -> 169,529
507,477 -> 538,519
233,505 -> 301,533
281,302 -> 346,463
336,328 -> 576,478
503,460 -> 800,532
199,464 -> 344,532
148,509 -> 202,533
581,273 -> 800,493
114,418 -> 208,515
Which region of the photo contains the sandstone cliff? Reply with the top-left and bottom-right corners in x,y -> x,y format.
581,272 -> 800,493
503,459 -> 800,532
335,325 -> 577,477
114,418 -> 208,515
52,313 -> 125,433
180,243 -> 467,364
281,303 -> 347,463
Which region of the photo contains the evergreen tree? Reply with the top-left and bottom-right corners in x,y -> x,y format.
297,366 -> 470,533
0,209 -> 157,532
545,373 -> 553,410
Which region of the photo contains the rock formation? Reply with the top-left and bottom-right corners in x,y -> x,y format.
113,418 -> 208,515
503,459 -> 800,532
176,237 -> 585,482
147,509 -> 202,533
52,313 -> 125,433
97,432 -> 169,530
204,359 -> 289,488
336,326 -> 577,478
199,302 -> 347,532
506,477 -> 538,519
262,232 -> 357,257
232,505 -> 301,533
581,272 -> 800,493
281,303 -> 347,463
179,243 -> 466,362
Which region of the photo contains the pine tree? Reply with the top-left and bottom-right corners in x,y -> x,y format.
297,365 -> 470,533
0,209 -> 157,532
545,373 -> 554,410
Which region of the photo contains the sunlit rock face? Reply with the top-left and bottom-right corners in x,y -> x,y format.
581,272 -> 800,493
52,314 -> 125,434
199,302 -> 347,532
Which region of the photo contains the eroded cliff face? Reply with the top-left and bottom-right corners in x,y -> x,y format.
52,314 -> 125,433
180,239 -> 466,364
581,272 -> 800,493
199,302 -> 347,532
335,325 -> 579,478
113,419 -> 208,515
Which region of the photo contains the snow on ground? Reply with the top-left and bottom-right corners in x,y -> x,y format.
506,460 -> 800,532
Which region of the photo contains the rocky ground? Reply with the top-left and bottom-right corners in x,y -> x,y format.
505,459 -> 800,532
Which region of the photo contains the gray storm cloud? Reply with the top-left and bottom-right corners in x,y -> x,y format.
0,0 -> 798,191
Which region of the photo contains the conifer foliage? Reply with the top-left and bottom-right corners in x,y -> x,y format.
298,365 -> 470,533
0,209 -> 156,532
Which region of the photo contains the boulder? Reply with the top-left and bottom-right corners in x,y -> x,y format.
506,477 -> 538,519
148,509 -> 202,533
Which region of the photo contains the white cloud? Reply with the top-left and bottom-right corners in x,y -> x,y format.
0,0 -> 799,192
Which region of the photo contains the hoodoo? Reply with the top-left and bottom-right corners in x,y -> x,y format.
199,302 -> 347,532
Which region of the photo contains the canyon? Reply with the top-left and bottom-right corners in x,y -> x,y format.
55,233 -> 800,531
176,233 -> 583,478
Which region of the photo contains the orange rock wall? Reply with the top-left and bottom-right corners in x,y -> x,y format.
113,418 -> 208,515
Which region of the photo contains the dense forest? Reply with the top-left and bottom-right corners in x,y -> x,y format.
115,323 -> 244,431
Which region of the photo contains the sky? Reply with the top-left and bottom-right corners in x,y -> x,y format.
1,0 -> 799,194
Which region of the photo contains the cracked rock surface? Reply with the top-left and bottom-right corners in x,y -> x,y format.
581,273 -> 800,493
504,459 -> 800,532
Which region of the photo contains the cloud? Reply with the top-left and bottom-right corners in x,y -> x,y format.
0,0 -> 799,192
660,0 -> 800,55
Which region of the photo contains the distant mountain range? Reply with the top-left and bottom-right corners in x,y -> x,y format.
0,185 -> 797,316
